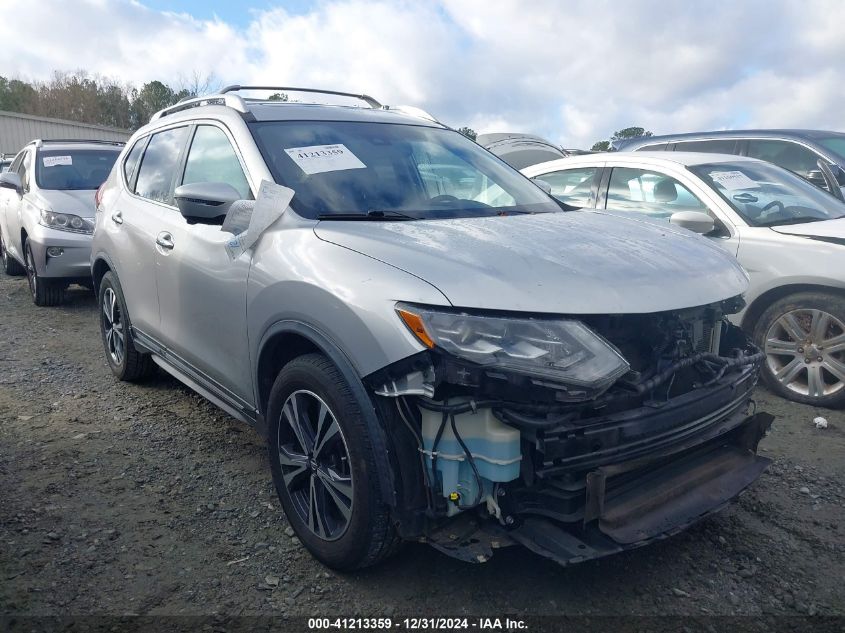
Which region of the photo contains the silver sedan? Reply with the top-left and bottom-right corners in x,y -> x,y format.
524,151 -> 845,408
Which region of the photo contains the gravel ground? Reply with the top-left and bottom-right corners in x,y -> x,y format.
1,276 -> 843,619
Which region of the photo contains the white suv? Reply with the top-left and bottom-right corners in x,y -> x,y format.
0,139 -> 122,305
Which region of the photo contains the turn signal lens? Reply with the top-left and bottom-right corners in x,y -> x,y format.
396,307 -> 435,349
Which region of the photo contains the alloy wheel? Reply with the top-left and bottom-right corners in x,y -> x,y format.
277,390 -> 353,541
102,287 -> 126,366
24,244 -> 37,298
765,308 -> 845,398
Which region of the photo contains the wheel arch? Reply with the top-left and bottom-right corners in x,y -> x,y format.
91,254 -> 114,296
255,320 -> 398,507
742,283 -> 845,332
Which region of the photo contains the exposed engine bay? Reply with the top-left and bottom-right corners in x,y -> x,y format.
367,296 -> 772,566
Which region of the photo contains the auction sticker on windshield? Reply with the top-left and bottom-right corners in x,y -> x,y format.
284,144 -> 366,175
43,155 -> 73,167
709,170 -> 759,191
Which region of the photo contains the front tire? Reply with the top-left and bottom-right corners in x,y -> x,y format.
753,291 -> 845,408
1,231 -> 25,276
98,271 -> 155,381
267,353 -> 400,570
25,240 -> 64,306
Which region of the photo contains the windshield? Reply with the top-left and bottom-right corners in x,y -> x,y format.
249,121 -> 559,219
35,149 -> 120,191
688,160 -> 845,227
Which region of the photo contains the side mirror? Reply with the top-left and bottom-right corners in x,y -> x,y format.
670,210 -> 715,234
532,178 -> 553,195
174,182 -> 241,223
0,171 -> 22,192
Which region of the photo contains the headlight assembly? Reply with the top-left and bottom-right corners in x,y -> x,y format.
396,303 -> 630,400
39,209 -> 94,234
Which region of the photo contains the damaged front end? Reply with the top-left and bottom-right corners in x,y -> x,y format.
367,297 -> 773,566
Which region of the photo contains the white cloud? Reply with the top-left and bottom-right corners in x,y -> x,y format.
1,0 -> 843,148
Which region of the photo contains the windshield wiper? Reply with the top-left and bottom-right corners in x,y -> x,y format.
316,210 -> 418,221
756,216 -> 841,227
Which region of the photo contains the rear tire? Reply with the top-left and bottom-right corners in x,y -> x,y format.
752,291 -> 845,408
1,231 -> 25,276
267,353 -> 401,570
25,241 -> 64,306
98,271 -> 155,381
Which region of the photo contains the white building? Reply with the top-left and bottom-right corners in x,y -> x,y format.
0,111 -> 130,155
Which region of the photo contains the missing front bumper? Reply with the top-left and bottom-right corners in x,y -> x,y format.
426,412 -> 773,567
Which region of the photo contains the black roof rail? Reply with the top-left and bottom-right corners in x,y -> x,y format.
220,85 -> 382,109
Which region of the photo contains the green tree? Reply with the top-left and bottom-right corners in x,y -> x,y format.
268,92 -> 289,101
130,80 -> 179,128
457,126 -> 477,141
0,77 -> 38,113
591,126 -> 653,151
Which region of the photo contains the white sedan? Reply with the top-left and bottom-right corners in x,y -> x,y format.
524,152 -> 845,408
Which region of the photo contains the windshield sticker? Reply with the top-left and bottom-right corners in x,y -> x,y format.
709,170 -> 759,191
42,155 -> 73,167
284,144 -> 366,175
225,180 -> 294,260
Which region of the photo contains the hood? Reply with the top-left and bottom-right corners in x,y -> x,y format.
314,211 -> 749,314
770,217 -> 845,239
35,189 -> 97,218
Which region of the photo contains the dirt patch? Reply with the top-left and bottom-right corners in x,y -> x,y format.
1,274 -> 843,617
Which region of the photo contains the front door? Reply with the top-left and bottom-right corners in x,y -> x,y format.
153,124 -> 255,406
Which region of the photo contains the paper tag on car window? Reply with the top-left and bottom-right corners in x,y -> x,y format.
709,170 -> 758,190
284,144 -> 365,175
224,180 -> 294,260
43,155 -> 72,167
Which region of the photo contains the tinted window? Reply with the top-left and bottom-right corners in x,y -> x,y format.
533,167 -> 598,207
134,127 -> 189,204
123,138 -> 146,185
182,126 -> 251,199
746,139 -> 820,179
673,139 -> 738,154
689,161 -> 845,227
636,143 -> 669,151
250,121 -> 559,219
605,167 -> 706,218
817,136 -> 845,161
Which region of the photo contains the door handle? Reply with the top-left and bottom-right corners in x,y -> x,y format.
156,232 -> 174,250
111,211 -> 123,224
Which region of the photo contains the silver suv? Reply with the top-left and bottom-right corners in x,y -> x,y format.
0,139 -> 122,305
92,86 -> 772,570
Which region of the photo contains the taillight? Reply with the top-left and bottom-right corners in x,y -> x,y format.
95,183 -> 105,211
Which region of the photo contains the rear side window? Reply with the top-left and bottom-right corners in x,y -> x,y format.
123,138 -> 146,186
134,127 -> 189,205
636,143 -> 670,151
533,167 -> 599,208
673,139 -> 738,154
181,126 -> 252,199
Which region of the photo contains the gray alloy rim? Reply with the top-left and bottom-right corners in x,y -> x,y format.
102,287 -> 125,366
24,244 -> 37,298
765,308 -> 845,398
277,389 -> 353,542
0,233 -> 7,267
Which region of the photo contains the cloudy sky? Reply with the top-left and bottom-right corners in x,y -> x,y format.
1,0 -> 842,148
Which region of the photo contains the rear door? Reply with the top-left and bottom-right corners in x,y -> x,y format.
0,151 -> 25,260
106,126 -> 190,335
152,122 -> 256,406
